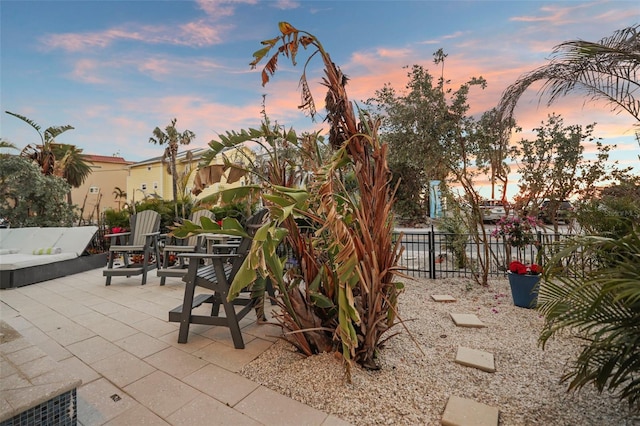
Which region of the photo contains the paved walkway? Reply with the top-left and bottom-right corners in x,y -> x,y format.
0,269 -> 350,425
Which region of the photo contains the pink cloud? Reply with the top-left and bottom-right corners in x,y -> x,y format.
274,0 -> 300,10
177,21 -> 226,46
41,21 -> 229,52
196,0 -> 258,17
510,3 -> 593,24
419,30 -> 468,45
70,59 -> 107,84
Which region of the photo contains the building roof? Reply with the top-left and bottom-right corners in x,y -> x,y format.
131,147 -> 236,167
83,154 -> 135,165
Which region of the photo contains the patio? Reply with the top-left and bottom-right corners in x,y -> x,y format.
0,269 -> 348,425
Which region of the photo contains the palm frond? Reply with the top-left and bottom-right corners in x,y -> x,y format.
5,111 -> 44,144
44,125 -> 74,143
539,228 -> 640,409
499,24 -> 640,125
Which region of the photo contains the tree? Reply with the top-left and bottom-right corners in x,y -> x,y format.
512,114 -> 614,230
474,108 -> 516,201
0,156 -> 74,227
366,64 -> 451,223
113,186 -> 127,211
5,111 -> 74,175
149,118 -> 195,221
498,24 -> 640,144
575,173 -> 640,239
52,143 -> 93,205
368,57 -> 514,224
5,111 -> 92,204
368,55 -> 510,285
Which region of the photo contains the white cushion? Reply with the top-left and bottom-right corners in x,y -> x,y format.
0,253 -> 77,271
54,226 -> 98,256
0,229 -> 12,245
0,228 -> 40,250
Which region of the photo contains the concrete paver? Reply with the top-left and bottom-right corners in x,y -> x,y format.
77,378 -> 137,425
144,346 -> 208,379
235,386 -> 329,426
441,395 -> 499,426
167,393 -> 261,426
103,405 -> 169,426
182,363 -> 260,406
449,313 -> 486,328
454,346 -> 496,373
432,294 -> 457,302
123,370 -> 201,419
0,269 -> 348,425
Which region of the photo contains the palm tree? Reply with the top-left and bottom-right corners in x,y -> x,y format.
52,143 -> 93,205
149,118 -> 195,220
498,24 -> 640,140
5,111 -> 75,175
6,112 -> 93,205
113,186 -> 127,211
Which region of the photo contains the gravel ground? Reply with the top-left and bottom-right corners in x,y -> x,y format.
240,277 -> 639,425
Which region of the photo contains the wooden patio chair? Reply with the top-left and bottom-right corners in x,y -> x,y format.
168,209 -> 270,348
103,210 -> 161,285
157,209 -> 216,286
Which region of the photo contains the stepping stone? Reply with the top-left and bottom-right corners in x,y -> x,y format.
432,294 -> 457,303
449,313 -> 486,328
441,395 -> 499,426
455,346 -> 496,373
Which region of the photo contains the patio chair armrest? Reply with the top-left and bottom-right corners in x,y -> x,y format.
209,243 -> 241,250
177,253 -> 242,260
104,231 -> 131,238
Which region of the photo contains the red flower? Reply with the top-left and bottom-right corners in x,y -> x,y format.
509,260 -> 542,275
509,260 -> 525,274
530,264 -> 543,275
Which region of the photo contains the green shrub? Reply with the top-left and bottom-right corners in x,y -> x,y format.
103,208 -> 129,230
439,214 -> 469,269
0,156 -> 74,227
210,201 -> 253,225
135,199 -> 190,233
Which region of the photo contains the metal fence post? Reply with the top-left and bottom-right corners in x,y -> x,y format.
429,224 -> 436,279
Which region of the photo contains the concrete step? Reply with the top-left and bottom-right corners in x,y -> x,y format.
455,346 -> 496,373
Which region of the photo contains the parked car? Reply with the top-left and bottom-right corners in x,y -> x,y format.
479,200 -> 508,223
538,200 -> 574,224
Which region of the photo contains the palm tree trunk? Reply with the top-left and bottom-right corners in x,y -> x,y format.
171,149 -> 179,221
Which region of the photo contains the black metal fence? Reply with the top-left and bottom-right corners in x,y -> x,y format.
393,227 -> 578,279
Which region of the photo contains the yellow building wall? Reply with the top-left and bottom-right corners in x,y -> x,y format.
126,146 -> 255,208
72,157 -> 132,224
126,161 -> 167,204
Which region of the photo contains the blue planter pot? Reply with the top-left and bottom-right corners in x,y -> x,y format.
508,272 -> 540,309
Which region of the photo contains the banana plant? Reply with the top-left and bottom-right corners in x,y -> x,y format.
5,111 -> 75,176
174,22 -> 405,375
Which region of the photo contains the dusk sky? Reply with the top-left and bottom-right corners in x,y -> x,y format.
1,1 -> 639,198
